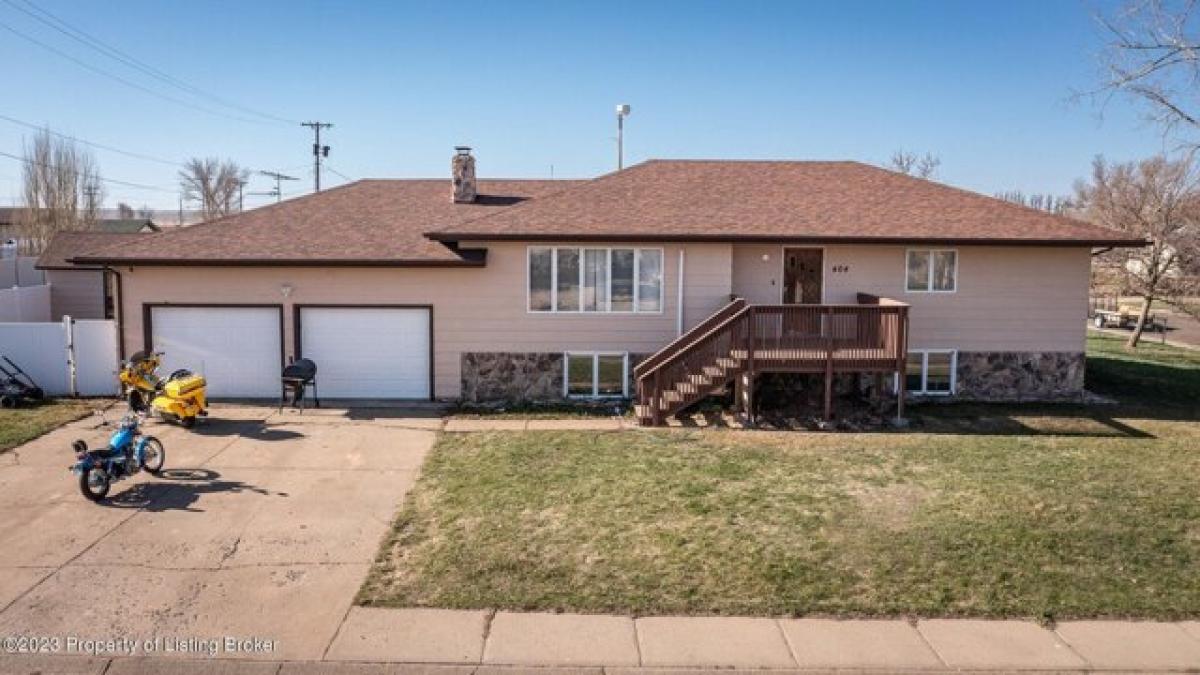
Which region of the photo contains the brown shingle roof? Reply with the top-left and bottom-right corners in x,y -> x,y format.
36,231 -> 147,269
74,179 -> 579,265
429,160 -> 1143,246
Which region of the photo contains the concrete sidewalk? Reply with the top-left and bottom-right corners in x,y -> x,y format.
6,610 -> 1200,673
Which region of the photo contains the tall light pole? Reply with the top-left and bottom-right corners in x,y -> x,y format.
616,104 -> 631,170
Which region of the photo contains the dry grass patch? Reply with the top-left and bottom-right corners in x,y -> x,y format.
0,399 -> 105,454
359,335 -> 1200,619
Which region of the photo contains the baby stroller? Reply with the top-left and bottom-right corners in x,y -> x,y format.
0,356 -> 45,408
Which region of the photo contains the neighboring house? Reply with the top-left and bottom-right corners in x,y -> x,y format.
98,218 -> 160,234
66,149 -> 1142,423
0,210 -> 158,251
35,231 -> 142,320
0,207 -> 20,249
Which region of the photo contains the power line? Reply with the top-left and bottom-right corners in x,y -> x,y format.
0,148 -> 176,193
0,112 -> 179,167
0,18 -> 277,126
323,164 -> 353,182
2,0 -> 297,126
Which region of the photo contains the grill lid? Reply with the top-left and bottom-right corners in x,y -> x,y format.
282,358 -> 317,381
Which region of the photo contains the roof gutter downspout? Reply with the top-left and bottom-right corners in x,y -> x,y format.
676,248 -> 685,337
103,266 -> 125,362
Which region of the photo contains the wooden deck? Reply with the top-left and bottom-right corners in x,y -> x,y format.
729,347 -> 897,372
634,295 -> 910,425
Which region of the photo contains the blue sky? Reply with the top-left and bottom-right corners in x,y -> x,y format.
0,0 -> 1171,211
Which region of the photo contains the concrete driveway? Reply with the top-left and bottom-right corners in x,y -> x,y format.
0,405 -> 439,662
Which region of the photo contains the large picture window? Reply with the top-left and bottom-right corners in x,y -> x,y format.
906,249 -> 957,292
902,350 -> 956,395
529,247 -> 663,313
564,352 -> 628,398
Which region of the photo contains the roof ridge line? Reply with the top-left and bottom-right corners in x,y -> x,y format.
424,162 -> 668,239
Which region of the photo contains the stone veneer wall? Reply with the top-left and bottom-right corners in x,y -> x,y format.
460,352 -> 649,403
954,351 -> 1085,401
461,351 -> 1085,404
461,353 -> 564,403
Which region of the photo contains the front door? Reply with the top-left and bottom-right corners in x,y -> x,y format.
783,248 -> 823,304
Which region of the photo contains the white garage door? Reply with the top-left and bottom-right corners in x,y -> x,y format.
150,306 -> 282,398
299,307 -> 430,399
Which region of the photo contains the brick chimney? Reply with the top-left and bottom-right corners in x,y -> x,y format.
451,146 -> 477,203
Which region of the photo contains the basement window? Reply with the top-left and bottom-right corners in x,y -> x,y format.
906,249 -> 957,292
901,350 -> 956,395
564,352 -> 628,398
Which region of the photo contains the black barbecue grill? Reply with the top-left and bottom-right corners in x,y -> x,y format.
280,358 -> 319,412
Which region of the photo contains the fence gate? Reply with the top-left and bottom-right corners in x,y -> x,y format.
0,317 -> 119,396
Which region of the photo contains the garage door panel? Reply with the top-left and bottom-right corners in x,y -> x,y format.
299,307 -> 430,399
151,306 -> 281,398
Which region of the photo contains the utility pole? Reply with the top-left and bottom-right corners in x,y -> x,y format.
301,121 -> 333,192
258,170 -> 300,203
615,104 -> 631,170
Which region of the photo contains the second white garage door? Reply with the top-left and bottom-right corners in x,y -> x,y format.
298,307 -> 431,399
150,306 -> 282,398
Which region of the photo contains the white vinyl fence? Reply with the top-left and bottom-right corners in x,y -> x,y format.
0,257 -> 44,288
0,317 -> 119,396
0,283 -> 51,322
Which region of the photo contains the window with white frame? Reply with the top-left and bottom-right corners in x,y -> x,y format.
902,350 -> 956,395
529,247 -> 662,313
906,249 -> 957,292
564,352 -> 628,398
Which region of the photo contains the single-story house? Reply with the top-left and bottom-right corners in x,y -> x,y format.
66,149 -> 1142,424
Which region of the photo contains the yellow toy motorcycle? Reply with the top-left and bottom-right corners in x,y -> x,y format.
118,351 -> 208,428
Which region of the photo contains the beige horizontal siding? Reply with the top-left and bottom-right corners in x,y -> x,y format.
117,241 -> 1089,400
731,243 -> 1090,352
45,269 -> 105,320
116,242 -> 733,399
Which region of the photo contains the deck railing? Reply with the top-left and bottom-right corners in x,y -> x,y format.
636,294 -> 909,424
634,295 -> 746,379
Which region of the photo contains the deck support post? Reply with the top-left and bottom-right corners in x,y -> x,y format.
740,371 -> 756,426
652,369 -> 663,426
895,307 -> 909,424
733,376 -> 742,413
823,306 -> 834,421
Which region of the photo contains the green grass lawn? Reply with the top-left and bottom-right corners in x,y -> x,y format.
0,399 -> 107,454
359,334 -> 1200,619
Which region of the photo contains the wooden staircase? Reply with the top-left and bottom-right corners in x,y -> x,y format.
633,297 -> 751,426
633,295 -> 910,427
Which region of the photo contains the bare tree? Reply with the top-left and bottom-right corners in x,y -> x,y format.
1094,0 -> 1200,151
136,204 -> 155,220
995,191 -> 1075,214
17,129 -> 103,254
116,202 -> 135,219
888,150 -> 941,179
1075,155 -> 1200,347
178,158 -> 249,221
